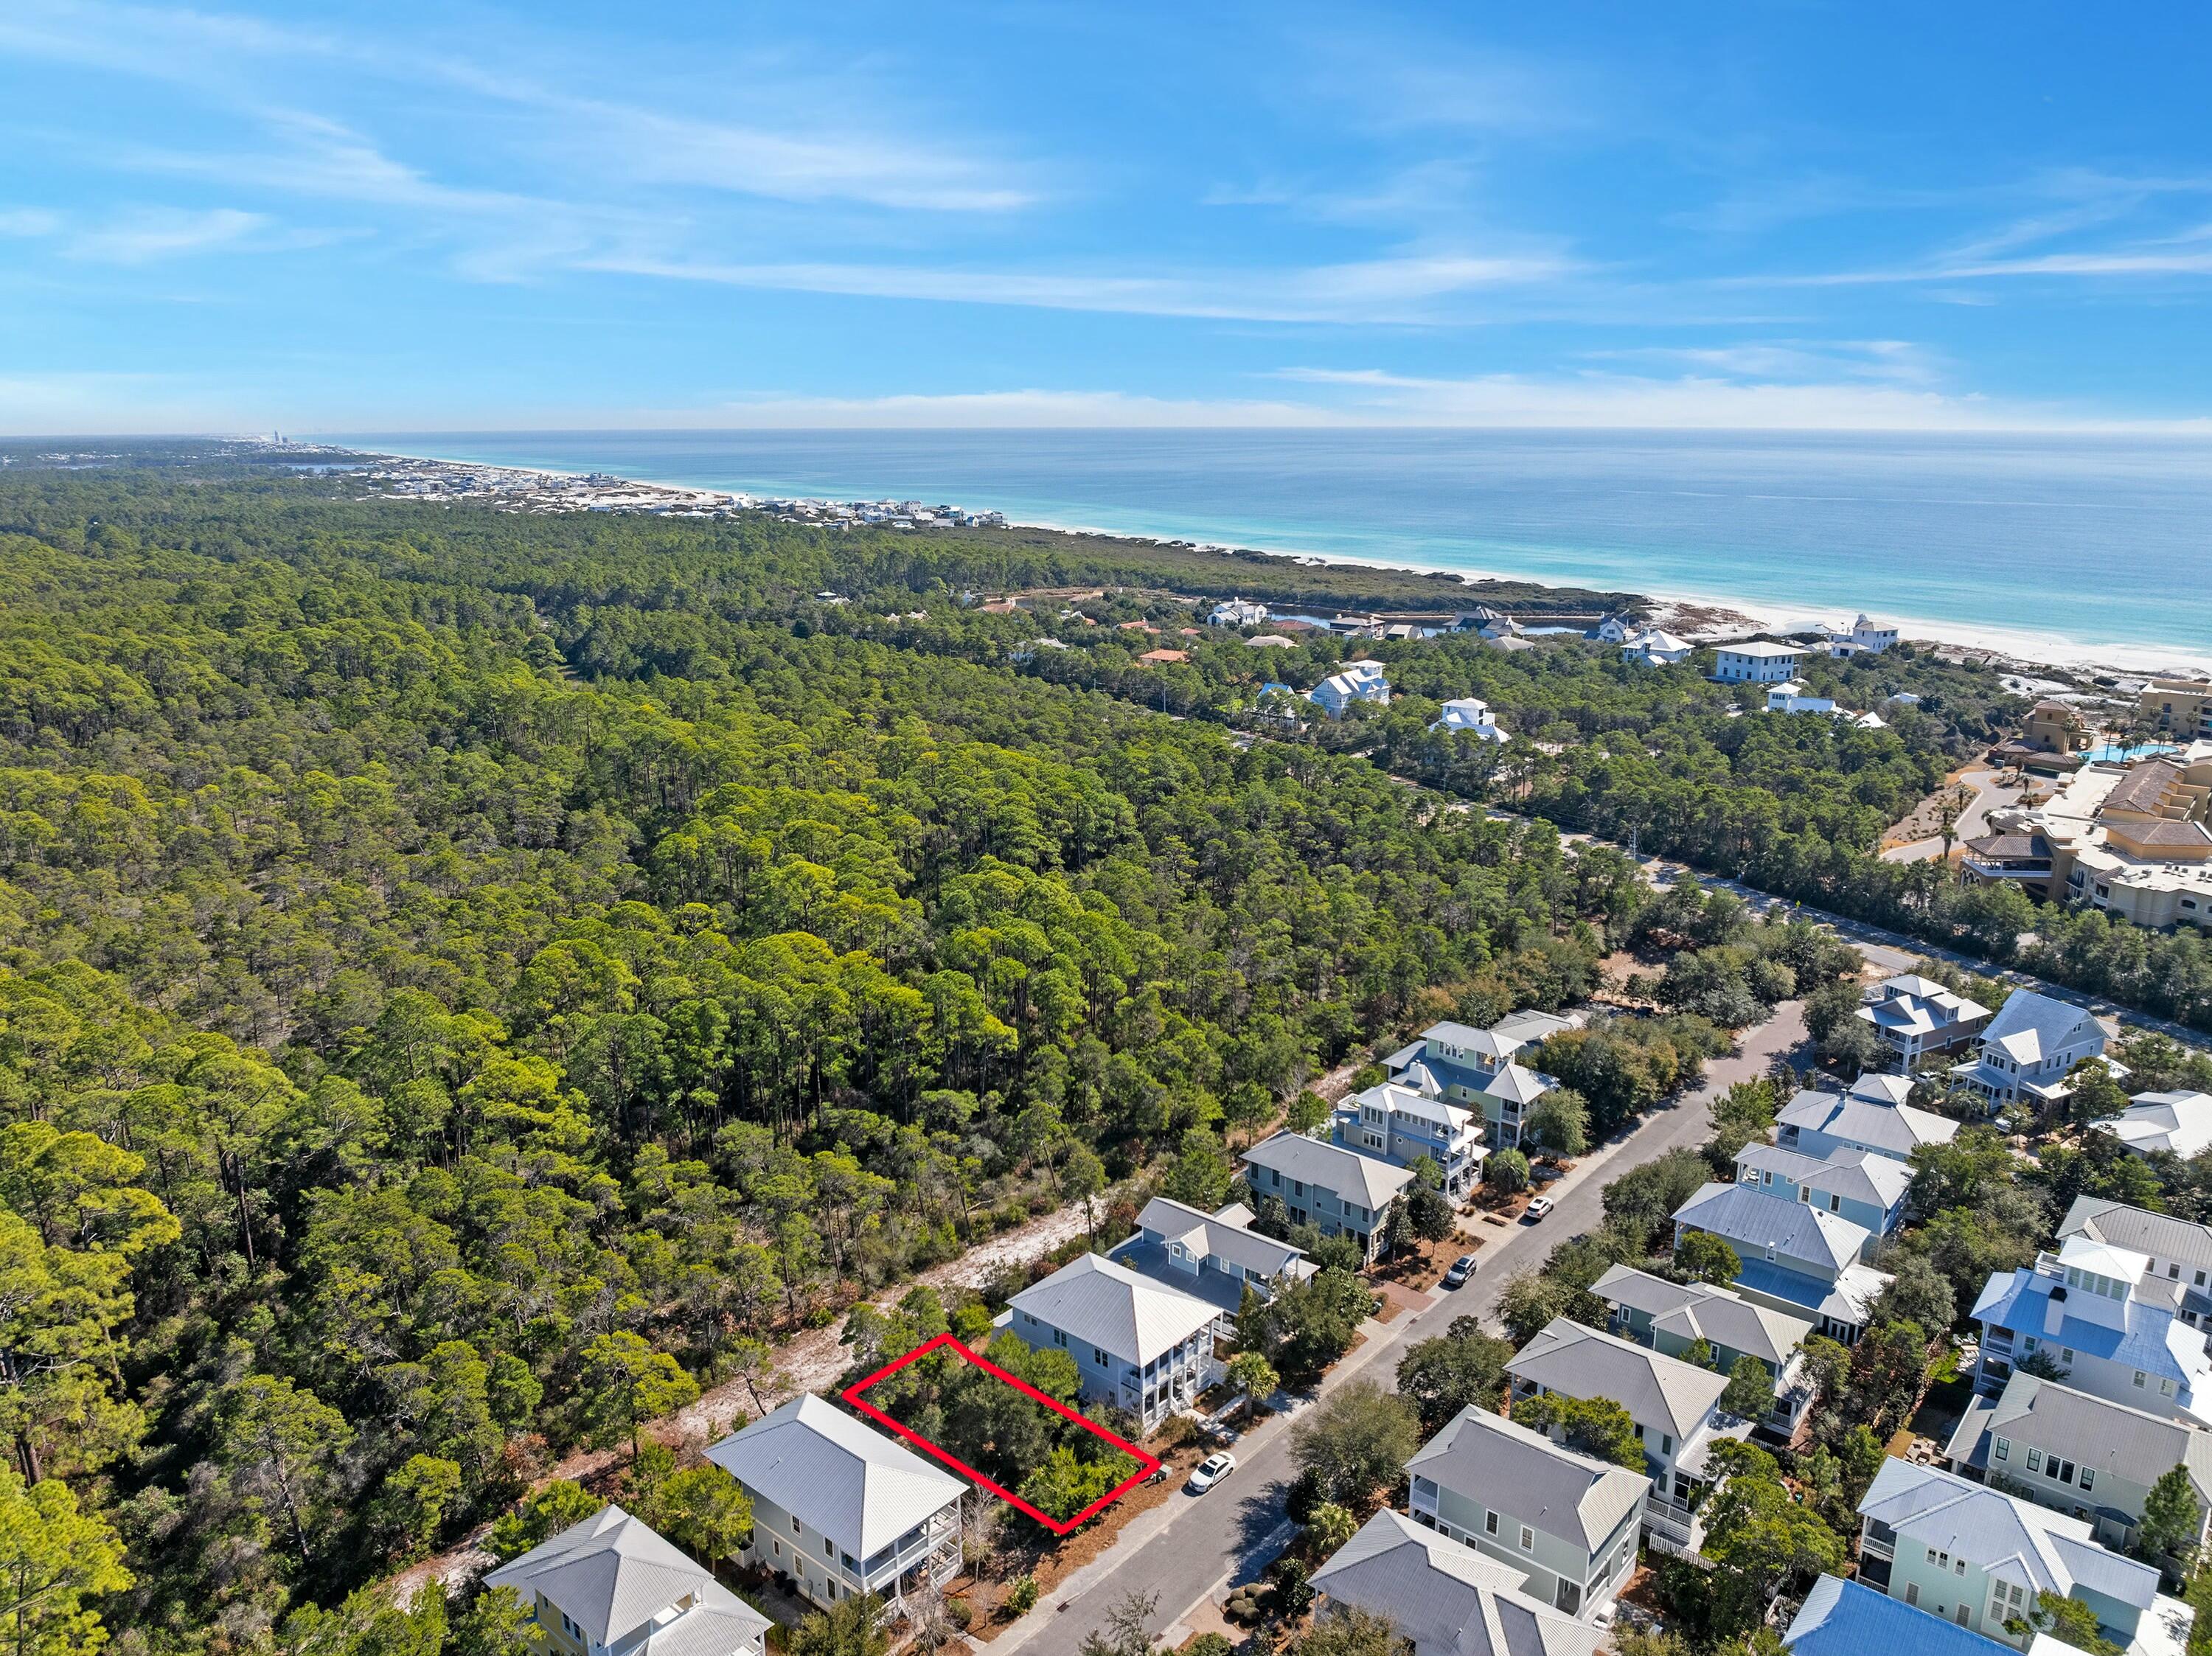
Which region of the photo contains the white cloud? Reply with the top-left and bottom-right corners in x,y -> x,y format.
64,206 -> 266,262
0,208 -> 63,237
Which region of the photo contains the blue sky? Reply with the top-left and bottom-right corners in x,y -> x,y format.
4,1 -> 2211,432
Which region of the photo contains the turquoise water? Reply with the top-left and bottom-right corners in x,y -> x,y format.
330,429 -> 2212,659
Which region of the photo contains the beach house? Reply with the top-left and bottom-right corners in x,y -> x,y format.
1310,1511 -> 1605,1656
1670,1178 -> 1892,1342
484,1506 -> 773,1656
1308,661 -> 1390,717
1775,1073 -> 1958,1163
1593,1265 -> 1817,1438
1004,1253 -> 1221,1430
1239,1130 -> 1414,1260
1334,1080 -> 1487,1194
1859,973 -> 1994,1068
1950,989 -> 2114,1111
1711,641 -> 1805,683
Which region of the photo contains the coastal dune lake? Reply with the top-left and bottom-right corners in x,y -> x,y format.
335,429 -> 2212,664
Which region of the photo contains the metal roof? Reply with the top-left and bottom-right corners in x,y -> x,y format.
704,1394 -> 964,1559
2101,1093 -> 2212,1160
1735,1143 -> 1913,1212
1674,1180 -> 1870,1273
2059,1198 -> 2212,1278
1980,989 -> 2102,1066
1507,1317 -> 1730,1438
484,1505 -> 771,1656
1133,1195 -> 1314,1281
1241,1130 -> 1416,1211
1310,1511 -> 1604,1656
1408,1407 -> 1646,1551
1786,1575 -> 2008,1656
1776,1088 -> 1957,1158
1971,1371 -> 2212,1503
1591,1264 -> 1813,1367
1008,1251 -> 1220,1366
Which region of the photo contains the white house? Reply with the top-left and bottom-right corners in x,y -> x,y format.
706,1394 -> 964,1611
1712,641 -> 1806,683
485,1506 -> 773,1656
1309,661 -> 1391,718
1208,598 -> 1268,627
1834,614 -> 1900,656
1244,633 -> 1298,649
1432,697 -> 1510,740
2099,1092 -> 2212,1161
1624,630 -> 1694,667
1950,990 -> 2115,1111
1005,1253 -> 1221,1430
1765,681 -> 1837,714
1589,614 -> 1639,644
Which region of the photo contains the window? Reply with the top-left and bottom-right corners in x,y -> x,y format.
1955,1606 -> 1971,1627
1660,1433 -> 1672,1455
1994,1437 -> 2010,1462
2026,1450 -> 2042,1472
1955,1559 -> 1966,1577
1520,1526 -> 1534,1552
1053,1329 -> 1067,1348
2080,1469 -> 2095,1492
793,1515 -> 802,1534
772,1540 -> 782,1558
1486,1511 -> 1500,1537
1093,1348 -> 1107,1366
1905,1584 -> 1920,1607
2164,1377 -> 2178,1396
2134,1371 -> 2147,1389
824,1537 -> 833,1558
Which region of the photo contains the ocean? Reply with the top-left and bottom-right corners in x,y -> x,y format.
329,429 -> 2212,669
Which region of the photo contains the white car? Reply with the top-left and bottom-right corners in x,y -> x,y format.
1524,1195 -> 1557,1222
1188,1452 -> 1237,1493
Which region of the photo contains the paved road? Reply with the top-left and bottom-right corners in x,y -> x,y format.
1881,768 -> 2023,864
1001,1003 -> 1809,1656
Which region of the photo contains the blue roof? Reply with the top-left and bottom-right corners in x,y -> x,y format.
1973,1270 -> 2191,1380
1786,1576 -> 1997,1656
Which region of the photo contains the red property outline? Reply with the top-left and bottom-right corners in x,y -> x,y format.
841,1332 -> 1162,1534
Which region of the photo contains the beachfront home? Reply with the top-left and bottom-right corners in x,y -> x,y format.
1775,1074 -> 1958,1163
2140,681 -> 2212,743
1239,1131 -> 1414,1261
1732,1140 -> 1913,1246
2101,1092 -> 2212,1161
1943,1371 -> 2212,1556
1950,989 -> 2114,1112
1433,697 -> 1511,741
1506,1317 -> 1744,1556
1309,661 -> 1391,717
1593,1265 -> 1817,1438
1823,614 -> 1901,657
1860,973 -> 1995,1068
1624,629 -> 1694,668
1711,641 -> 1805,683
1114,1196 -> 1315,1322
1590,615 -> 1638,644
706,1394 -> 964,1612
1334,1081 -> 1487,1194
484,1506 -> 773,1656
2056,1198 -> 2212,1339
1384,1011 -> 1576,1151
1855,1458 -> 2177,1655
1671,1178 -> 1891,1342
1004,1253 -> 1220,1430
1310,1511 -> 1606,1656
1405,1408 -> 1646,1619
1969,1234 -> 2212,1423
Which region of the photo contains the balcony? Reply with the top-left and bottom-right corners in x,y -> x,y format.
861,1510 -> 960,1593
1642,1495 -> 1697,1556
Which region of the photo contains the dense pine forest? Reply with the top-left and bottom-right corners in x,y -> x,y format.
0,446 -> 2203,1655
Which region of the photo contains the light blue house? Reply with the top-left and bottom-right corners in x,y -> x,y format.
1775,1074 -> 1957,1163
1733,1141 -> 1913,1252
1787,1576 -> 2040,1656
1005,1253 -> 1221,1431
1333,1080 -> 1487,1195
1671,1180 -> 1891,1343
1384,1009 -> 1576,1151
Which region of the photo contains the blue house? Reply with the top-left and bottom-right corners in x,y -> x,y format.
1384,1010 -> 1576,1151
1733,1141 -> 1913,1253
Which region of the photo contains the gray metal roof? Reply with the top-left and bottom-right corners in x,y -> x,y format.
1735,1143 -> 1913,1211
1978,1372 -> 2212,1503
1980,989 -> 2102,1065
1007,1251 -> 1220,1365
1776,1088 -> 1957,1157
1484,1063 -> 1557,1107
1241,1130 -> 1415,1211
704,1394 -> 964,1559
1674,1180 -> 1870,1273
1133,1196 -> 1314,1281
2101,1093 -> 2212,1159
1507,1317 -> 1730,1438
484,1505 -> 771,1656
1408,1407 -> 1646,1551
1591,1264 -> 1813,1368
1859,1458 -> 2159,1611
2059,1197 -> 2212,1279
1310,1511 -> 1604,1656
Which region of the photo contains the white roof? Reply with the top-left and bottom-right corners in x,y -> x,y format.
484,1506 -> 771,1656
704,1394 -> 964,1559
2101,1092 -> 2212,1159
1350,1081 -> 1475,1133
1008,1251 -> 1220,1365
1242,1130 -> 1416,1210
1980,989 -> 2101,1065
2054,1234 -> 2151,1284
1717,640 -> 1804,659
1484,1062 -> 1556,1107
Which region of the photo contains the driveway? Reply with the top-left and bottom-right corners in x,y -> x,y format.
996,1003 -> 1809,1656
1881,768 -> 2025,863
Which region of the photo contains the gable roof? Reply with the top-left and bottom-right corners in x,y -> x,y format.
1310,1511 -> 1604,1656
1507,1317 -> 1730,1438
1241,1131 -> 1415,1210
1349,1081 -> 1476,1133
1959,1371 -> 2212,1503
2101,1092 -> 2212,1159
1009,1251 -> 1220,1365
1484,1063 -> 1557,1106
1591,1264 -> 1813,1367
1134,1196 -> 1313,1281
2058,1197 -> 2212,1280
1408,1408 -> 1646,1551
1492,1009 -> 1578,1045
1674,1180 -> 1870,1273
704,1394 -> 964,1559
1419,1020 -> 1524,1060
484,1506 -> 771,1656
1859,1458 -> 2159,1612
1980,989 -> 2104,1065
1736,1143 -> 1914,1212
1777,1088 -> 1957,1157
1785,1575 -> 2006,1656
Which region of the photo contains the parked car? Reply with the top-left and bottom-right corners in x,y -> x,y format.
1524,1195 -> 1557,1222
1441,1253 -> 1478,1289
1188,1452 -> 1237,1493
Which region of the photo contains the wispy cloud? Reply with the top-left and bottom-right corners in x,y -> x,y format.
65,205 -> 267,262
1583,338 -> 1944,386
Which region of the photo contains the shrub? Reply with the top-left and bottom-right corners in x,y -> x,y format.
1001,1576 -> 1039,1618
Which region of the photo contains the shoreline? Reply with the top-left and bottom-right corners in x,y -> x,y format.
341,441 -> 2212,685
